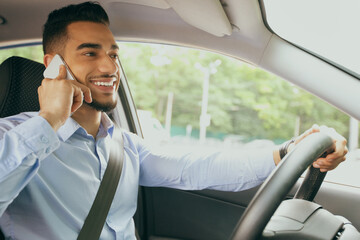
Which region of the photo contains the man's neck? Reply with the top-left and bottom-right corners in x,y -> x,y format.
71,105 -> 102,139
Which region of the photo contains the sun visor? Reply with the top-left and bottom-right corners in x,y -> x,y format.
166,0 -> 233,37
113,0 -> 233,37
114,0 -> 171,9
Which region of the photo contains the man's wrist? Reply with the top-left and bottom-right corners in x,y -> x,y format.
39,111 -> 63,132
273,149 -> 281,166
279,138 -> 296,159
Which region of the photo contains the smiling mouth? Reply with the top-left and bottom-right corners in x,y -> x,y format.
89,79 -> 117,93
92,81 -> 114,87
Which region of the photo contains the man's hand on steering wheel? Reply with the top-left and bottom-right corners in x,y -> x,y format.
288,124 -> 348,172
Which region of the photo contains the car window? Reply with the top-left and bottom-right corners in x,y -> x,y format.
262,0 -> 360,78
1,44 -> 359,188
118,42 -> 360,188
0,45 -> 43,64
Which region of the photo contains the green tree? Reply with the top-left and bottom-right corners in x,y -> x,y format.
119,42 -> 350,141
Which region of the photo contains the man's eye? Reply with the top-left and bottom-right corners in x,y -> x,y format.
84,52 -> 96,57
110,54 -> 119,59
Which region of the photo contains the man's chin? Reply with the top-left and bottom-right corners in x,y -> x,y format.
84,99 -> 117,112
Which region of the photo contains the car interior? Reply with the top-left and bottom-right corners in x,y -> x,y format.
1,0 -> 360,239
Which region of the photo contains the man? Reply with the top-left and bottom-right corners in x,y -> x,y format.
0,2 -> 348,239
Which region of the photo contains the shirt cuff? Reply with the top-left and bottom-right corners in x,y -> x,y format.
12,115 -> 60,161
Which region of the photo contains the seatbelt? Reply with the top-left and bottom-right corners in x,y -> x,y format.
77,126 -> 124,240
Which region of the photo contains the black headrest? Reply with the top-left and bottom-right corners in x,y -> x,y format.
0,56 -> 45,118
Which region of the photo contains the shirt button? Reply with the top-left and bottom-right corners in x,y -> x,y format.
40,136 -> 49,144
45,148 -> 51,154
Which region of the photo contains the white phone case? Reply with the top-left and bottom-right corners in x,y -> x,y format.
43,54 -> 75,80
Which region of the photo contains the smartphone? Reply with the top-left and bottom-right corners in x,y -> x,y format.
43,54 -> 75,80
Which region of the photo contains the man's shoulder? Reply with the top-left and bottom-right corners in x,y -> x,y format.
120,129 -> 143,149
121,129 -> 140,142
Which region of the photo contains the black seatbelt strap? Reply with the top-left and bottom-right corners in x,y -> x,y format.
77,126 -> 124,240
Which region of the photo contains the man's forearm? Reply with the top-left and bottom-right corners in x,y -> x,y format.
0,115 -> 60,215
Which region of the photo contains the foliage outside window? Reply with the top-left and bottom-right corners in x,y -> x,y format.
118,43 -> 350,143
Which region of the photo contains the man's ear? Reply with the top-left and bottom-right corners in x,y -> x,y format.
43,54 -> 55,68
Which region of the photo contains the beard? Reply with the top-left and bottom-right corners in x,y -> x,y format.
84,98 -> 117,112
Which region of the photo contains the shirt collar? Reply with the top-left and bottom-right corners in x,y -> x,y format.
57,112 -> 114,142
98,112 -> 115,138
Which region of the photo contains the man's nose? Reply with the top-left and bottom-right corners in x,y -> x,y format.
98,55 -> 118,74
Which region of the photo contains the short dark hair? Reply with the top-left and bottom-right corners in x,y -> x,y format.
42,1 -> 109,54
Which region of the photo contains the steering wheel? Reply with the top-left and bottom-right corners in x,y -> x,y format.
230,133 -> 333,240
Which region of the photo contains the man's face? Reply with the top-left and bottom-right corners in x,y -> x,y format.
62,21 -> 120,112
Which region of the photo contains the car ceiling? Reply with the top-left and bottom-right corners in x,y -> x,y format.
1,0 -> 360,121
0,0 -> 271,65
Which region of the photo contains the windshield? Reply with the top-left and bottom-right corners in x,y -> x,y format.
262,0 -> 360,77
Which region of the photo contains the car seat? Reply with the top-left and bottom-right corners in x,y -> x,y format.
0,56 -> 45,240
0,56 -> 45,117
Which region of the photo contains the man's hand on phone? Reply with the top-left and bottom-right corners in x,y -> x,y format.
38,65 -> 92,131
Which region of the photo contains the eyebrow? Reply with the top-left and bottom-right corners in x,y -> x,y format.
76,43 -> 119,51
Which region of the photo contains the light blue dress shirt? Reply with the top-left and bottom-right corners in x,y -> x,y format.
0,112 -> 275,239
